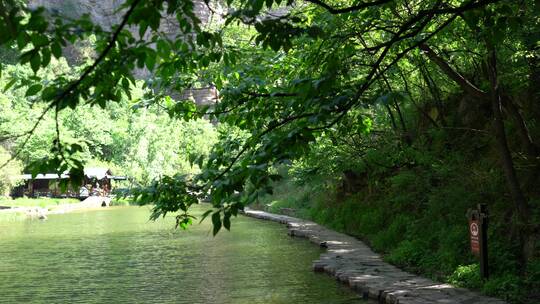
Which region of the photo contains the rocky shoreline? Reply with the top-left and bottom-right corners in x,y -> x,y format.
243,209 -> 507,304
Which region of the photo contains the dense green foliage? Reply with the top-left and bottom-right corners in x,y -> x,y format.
0,58 -> 218,187
258,118 -> 540,301
0,146 -> 22,197
0,0 -> 539,302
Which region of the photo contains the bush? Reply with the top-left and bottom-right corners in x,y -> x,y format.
356,208 -> 385,236
371,214 -> 411,252
386,240 -> 427,268
526,260 -> 540,287
482,274 -> 525,303
448,264 -> 483,289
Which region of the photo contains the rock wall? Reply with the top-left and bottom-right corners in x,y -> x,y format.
28,0 -> 212,31
177,87 -> 219,106
28,0 -> 125,28
27,0 -> 219,106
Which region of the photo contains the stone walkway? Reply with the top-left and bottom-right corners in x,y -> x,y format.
244,209 -> 507,304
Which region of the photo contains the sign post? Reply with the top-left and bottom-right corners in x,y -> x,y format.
469,217 -> 480,255
467,204 -> 489,279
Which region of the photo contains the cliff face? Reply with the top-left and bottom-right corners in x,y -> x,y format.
28,0 -> 211,30
28,0 -> 125,28
27,0 -> 218,105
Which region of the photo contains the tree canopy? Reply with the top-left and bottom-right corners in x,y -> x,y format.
0,0 -> 538,239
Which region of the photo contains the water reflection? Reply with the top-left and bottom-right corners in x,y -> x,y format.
0,206 -> 367,303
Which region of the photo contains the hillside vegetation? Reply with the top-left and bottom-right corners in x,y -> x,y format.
0,57 -> 218,187
258,95 -> 540,301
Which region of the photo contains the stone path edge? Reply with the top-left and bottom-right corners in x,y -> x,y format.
243,209 -> 507,304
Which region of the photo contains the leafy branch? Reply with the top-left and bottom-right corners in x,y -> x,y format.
0,0 -> 142,171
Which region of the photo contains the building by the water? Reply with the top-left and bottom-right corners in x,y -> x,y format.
12,168 -> 126,199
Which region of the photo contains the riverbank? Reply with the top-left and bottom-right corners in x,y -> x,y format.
0,197 -> 80,209
0,197 -> 113,221
244,209 -> 507,304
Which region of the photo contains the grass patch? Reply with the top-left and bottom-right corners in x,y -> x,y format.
0,197 -> 80,209
110,197 -> 134,206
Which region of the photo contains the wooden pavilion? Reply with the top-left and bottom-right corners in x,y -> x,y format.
12,168 -> 126,198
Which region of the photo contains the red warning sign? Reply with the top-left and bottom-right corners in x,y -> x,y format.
469,220 -> 480,255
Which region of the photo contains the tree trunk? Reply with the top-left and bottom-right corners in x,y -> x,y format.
487,48 -> 531,265
385,104 -> 398,131
502,95 -> 539,158
381,74 -> 410,144
398,67 -> 440,129
526,44 -> 540,121
393,100 -> 407,133
418,61 -> 446,126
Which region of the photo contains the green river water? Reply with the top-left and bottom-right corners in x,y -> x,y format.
0,206 -> 369,303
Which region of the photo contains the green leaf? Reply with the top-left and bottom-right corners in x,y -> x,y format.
145,53 -> 156,70
212,212 -> 222,236
30,52 -> 41,73
223,213 -> 231,231
251,0 -> 264,13
42,86 -> 58,101
25,84 -> 43,97
269,38 -> 281,52
41,48 -> 51,67
199,209 -> 213,224
16,33 -> 29,50
3,79 -> 17,92
157,39 -> 170,56
122,77 -> 130,91
139,22 -> 148,38
51,42 -> 62,59
30,34 -> 48,47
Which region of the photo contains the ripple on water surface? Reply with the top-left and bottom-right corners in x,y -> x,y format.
0,206 -> 369,304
